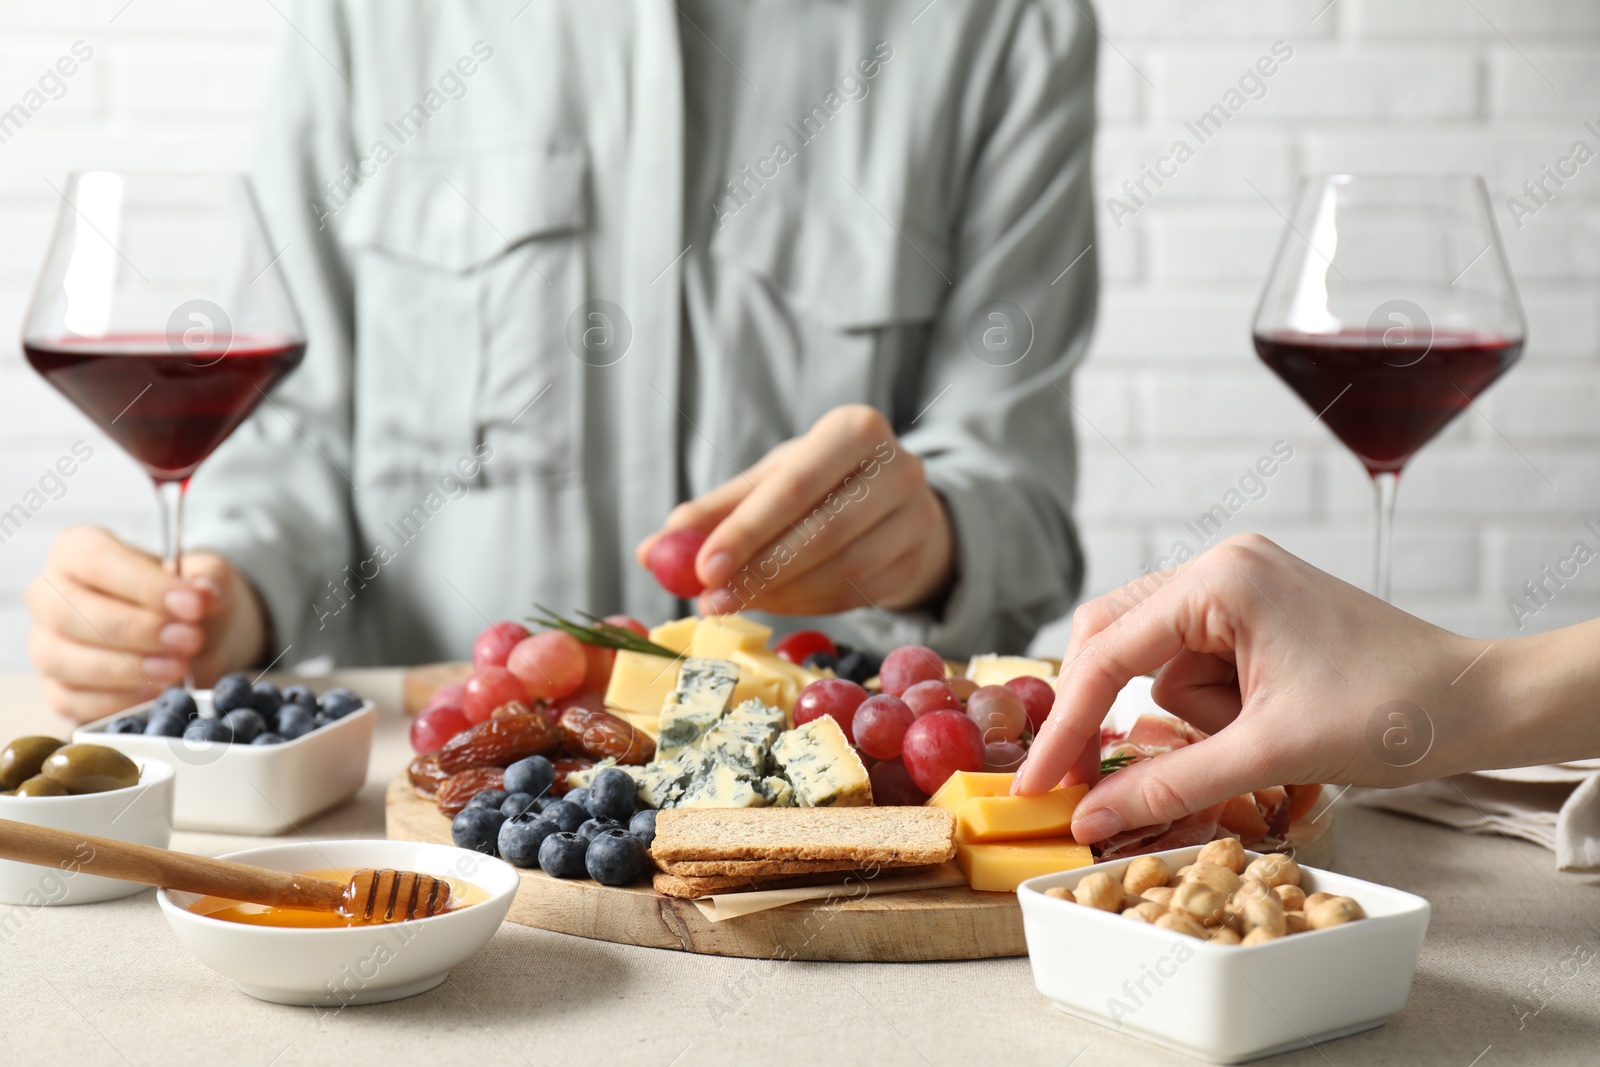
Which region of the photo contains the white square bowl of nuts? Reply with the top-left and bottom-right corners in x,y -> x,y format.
1017,843 -> 1430,1065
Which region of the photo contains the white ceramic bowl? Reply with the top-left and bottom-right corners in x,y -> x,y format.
158,839 -> 518,1006
0,757 -> 174,905
1018,847 -> 1431,1065
73,690 -> 375,834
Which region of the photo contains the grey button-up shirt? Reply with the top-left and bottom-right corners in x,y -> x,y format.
187,0 -> 1099,667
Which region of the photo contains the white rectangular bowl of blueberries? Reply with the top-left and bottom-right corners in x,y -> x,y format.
72,673 -> 376,835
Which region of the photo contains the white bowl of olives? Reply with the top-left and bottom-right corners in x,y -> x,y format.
0,737 -> 174,905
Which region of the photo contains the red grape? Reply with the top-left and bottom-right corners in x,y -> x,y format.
461,666 -> 529,724
879,645 -> 945,697
852,694 -> 915,760
900,710 -> 984,795
793,678 -> 869,737
983,740 -> 1027,773
902,679 -> 960,718
967,685 -> 1028,744
1006,675 -> 1056,734
949,677 -> 978,702
648,528 -> 707,598
580,643 -> 617,693
507,631 -> 587,701
471,621 -> 529,670
772,629 -> 837,665
603,614 -> 649,638
551,689 -> 605,716
409,704 -> 469,754
423,680 -> 466,711
868,758 -> 929,806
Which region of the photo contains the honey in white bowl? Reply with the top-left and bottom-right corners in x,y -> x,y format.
185,868 -> 488,928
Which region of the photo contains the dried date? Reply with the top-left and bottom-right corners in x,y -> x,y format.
551,757 -> 595,796
407,754 -> 448,797
436,767 -> 505,816
437,713 -> 561,775
557,706 -> 655,765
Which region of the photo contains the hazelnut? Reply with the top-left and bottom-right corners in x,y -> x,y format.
1197,837 -> 1247,874
1285,910 -> 1309,934
1123,856 -> 1172,897
1141,886 -> 1175,908
1243,854 -> 1301,888
1227,879 -> 1272,915
1044,886 -> 1075,903
1170,882 -> 1227,925
1304,892 -> 1336,909
1075,872 -> 1123,912
1242,894 -> 1287,938
1124,901 -> 1167,924
1180,861 -> 1242,895
1154,912 -> 1208,939
1208,926 -> 1242,945
1273,885 -> 1306,911
1307,896 -> 1365,929
1241,926 -> 1281,945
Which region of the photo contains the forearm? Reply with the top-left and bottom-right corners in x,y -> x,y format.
1493,619 -> 1600,769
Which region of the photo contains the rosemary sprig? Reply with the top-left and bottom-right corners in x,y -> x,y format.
1100,753 -> 1135,775
527,606 -> 679,658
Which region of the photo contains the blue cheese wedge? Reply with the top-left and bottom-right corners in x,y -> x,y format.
657,657 -> 739,757
697,699 -> 785,774
674,755 -> 775,808
770,715 -> 872,807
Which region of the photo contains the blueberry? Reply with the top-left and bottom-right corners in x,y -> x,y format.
586,768 -> 636,822
153,687 -> 199,720
280,684 -> 317,709
144,711 -> 187,738
451,806 -> 507,856
497,812 -> 558,868
108,715 -> 147,735
220,708 -> 266,744
577,817 -> 623,845
212,672 -> 254,713
183,718 -> 231,744
531,796 -> 561,814
503,755 -> 555,798
313,713 -> 334,729
628,809 -> 658,848
537,832 -> 588,878
541,799 -> 587,834
835,650 -> 880,686
803,651 -> 839,672
250,682 -> 282,716
466,789 -> 509,811
565,787 -> 590,812
585,829 -> 648,886
501,792 -> 537,818
251,732 -> 286,745
274,703 -> 316,740
319,687 -> 364,720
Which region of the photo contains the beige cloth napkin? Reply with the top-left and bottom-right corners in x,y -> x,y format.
1355,763 -> 1600,872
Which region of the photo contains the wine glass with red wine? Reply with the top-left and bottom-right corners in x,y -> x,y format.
1252,175 -> 1525,601
22,172 -> 305,588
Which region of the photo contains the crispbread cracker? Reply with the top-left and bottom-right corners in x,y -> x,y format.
660,855 -> 929,878
650,806 -> 956,865
652,864 -> 938,900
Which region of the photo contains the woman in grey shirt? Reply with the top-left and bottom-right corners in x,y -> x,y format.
27,0 -> 1098,722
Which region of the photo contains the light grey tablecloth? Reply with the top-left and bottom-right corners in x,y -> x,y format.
2,671 -> 1596,1066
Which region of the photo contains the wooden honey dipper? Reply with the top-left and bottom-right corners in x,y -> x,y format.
0,818 -> 453,923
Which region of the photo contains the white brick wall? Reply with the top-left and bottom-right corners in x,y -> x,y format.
0,1 -> 1597,670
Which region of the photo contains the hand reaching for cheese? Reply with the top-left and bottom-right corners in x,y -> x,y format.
1013,534 -> 1566,845
636,405 -> 955,617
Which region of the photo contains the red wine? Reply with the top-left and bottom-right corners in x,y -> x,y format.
24,333 -> 306,483
1254,328 -> 1522,475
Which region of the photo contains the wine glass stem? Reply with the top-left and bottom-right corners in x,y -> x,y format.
1371,471 -> 1399,603
155,479 -> 193,688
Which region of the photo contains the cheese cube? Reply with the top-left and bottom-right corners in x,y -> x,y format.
926,771 -> 1015,813
965,654 -> 1056,688
648,617 -> 698,654
604,650 -> 684,719
770,715 -> 872,807
955,785 -> 1090,843
955,839 -> 1094,892
689,615 -> 774,659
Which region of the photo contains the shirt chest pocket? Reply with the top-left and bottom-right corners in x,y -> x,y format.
709,193 -> 952,427
339,142 -> 588,489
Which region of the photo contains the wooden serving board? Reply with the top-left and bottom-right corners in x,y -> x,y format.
386,773 -> 1334,961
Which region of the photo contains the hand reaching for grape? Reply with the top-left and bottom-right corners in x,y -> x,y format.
636,405 -> 955,616
26,526 -> 267,723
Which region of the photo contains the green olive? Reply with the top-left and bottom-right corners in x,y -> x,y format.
0,736 -> 66,790
39,744 -> 140,795
14,775 -> 69,797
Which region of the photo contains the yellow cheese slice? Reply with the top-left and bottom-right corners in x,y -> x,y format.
688,614 -> 774,659
955,785 -> 1090,843
956,839 -> 1094,893
926,771 -> 1015,813
648,617 -> 698,654
964,654 -> 1057,688
604,650 -> 683,719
